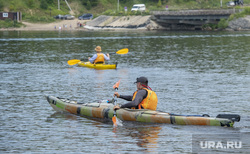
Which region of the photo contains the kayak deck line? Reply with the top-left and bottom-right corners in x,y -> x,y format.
77,61 -> 117,69
46,96 -> 240,127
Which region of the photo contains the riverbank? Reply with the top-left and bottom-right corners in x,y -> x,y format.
1,15 -> 250,31
0,15 -> 162,31
0,18 -> 156,31
227,15 -> 250,31
83,15 -> 250,31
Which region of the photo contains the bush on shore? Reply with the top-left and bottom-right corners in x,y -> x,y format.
218,19 -> 229,29
229,7 -> 250,21
215,7 -> 250,30
23,14 -> 55,23
0,18 -> 23,28
202,23 -> 218,30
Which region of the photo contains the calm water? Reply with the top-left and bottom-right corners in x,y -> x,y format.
0,30 -> 250,153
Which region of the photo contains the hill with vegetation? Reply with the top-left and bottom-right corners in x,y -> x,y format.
0,0 -> 250,29
1,0 -> 250,22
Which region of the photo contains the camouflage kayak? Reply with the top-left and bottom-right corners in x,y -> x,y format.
46,96 -> 240,127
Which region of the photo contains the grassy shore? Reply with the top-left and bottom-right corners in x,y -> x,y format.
0,19 -> 23,28
1,0 -> 250,29
1,0 -> 250,21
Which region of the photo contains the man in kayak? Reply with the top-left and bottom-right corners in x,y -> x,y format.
88,46 -> 110,64
113,77 -> 158,110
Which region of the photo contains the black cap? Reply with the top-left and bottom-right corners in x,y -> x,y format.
134,77 -> 148,85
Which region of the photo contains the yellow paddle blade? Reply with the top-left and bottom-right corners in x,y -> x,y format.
116,48 -> 129,54
67,59 -> 81,65
112,116 -> 117,127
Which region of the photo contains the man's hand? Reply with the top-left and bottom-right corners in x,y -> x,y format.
113,105 -> 120,111
114,92 -> 120,98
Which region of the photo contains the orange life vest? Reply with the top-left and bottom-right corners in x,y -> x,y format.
94,53 -> 105,64
132,88 -> 158,110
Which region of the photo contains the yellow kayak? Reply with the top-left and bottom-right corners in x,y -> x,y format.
77,61 -> 117,69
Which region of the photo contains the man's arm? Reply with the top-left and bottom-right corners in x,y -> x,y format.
119,95 -> 133,101
103,53 -> 110,61
88,54 -> 97,63
120,90 -> 147,108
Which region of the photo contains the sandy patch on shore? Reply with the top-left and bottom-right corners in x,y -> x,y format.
1,19 -> 88,31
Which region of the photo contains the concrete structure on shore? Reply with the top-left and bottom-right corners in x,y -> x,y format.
85,15 -> 158,30
151,9 -> 239,30
85,9 -> 250,31
227,15 -> 250,30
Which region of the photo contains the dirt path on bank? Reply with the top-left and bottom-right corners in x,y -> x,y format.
22,19 -> 88,30
2,19 -> 88,31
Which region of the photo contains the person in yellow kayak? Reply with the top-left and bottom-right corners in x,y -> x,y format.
113,77 -> 158,110
88,46 -> 110,64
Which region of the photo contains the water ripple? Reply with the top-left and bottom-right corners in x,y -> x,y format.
0,31 -> 249,153
1,33 -> 250,41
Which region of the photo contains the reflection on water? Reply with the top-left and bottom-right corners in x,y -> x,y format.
46,112 -> 110,125
127,126 -> 161,153
0,30 -> 249,153
47,112 -> 161,153
114,125 -> 162,153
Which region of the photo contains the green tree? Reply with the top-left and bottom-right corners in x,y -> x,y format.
0,0 -> 4,10
86,0 -> 91,10
40,0 -> 48,10
157,0 -> 162,7
27,0 -> 35,8
81,0 -> 99,8
176,0 -> 183,4
91,0 -> 99,7
46,0 -> 54,5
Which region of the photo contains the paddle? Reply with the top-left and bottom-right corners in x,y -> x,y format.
109,48 -> 129,55
67,59 -> 81,65
67,48 -> 129,66
112,80 -> 120,127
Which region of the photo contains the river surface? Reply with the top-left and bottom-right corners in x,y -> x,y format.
0,30 -> 250,153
